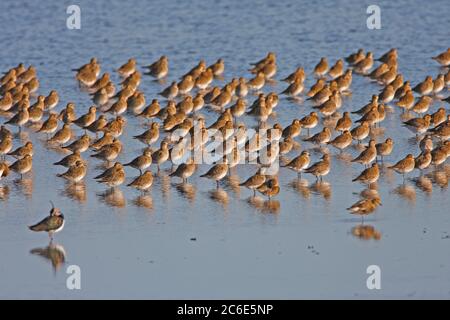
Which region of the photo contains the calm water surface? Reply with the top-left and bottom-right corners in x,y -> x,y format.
0,0 -> 449,298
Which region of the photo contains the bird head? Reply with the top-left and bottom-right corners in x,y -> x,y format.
49,201 -> 62,216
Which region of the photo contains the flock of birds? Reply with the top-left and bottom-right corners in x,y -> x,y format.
0,47 -> 449,238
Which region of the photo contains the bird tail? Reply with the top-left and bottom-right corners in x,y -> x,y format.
28,224 -> 45,232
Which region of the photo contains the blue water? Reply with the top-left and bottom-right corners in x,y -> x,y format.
0,0 -> 449,298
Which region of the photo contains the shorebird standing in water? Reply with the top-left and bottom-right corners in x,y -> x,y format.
29,202 -> 65,240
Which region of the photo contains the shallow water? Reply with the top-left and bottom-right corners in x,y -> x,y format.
0,0 -> 449,299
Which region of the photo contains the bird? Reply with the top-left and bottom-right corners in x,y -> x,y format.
144,55 -> 169,79
0,92 -> 13,111
328,59 -> 344,79
352,163 -> 380,185
431,48 -> 450,66
94,162 -> 126,188
7,141 -> 33,159
73,106 -> 97,131
282,67 -> 305,83
200,159 -> 228,188
379,85 -> 395,104
314,57 -> 328,77
133,122 -> 160,146
235,78 -> 249,98
127,171 -> 154,192
412,96 -> 433,115
403,114 -> 432,135
62,134 -> 90,153
415,151 -> 432,171
375,138 -> 394,162
86,114 -> 108,136
124,149 -> 152,174
431,107 -> 446,127
0,136 -> 13,159
304,154 -> 331,181
247,72 -> 265,91
306,79 -> 326,97
208,58 -> 225,76
37,112 -> 58,139
396,90 -> 415,112
347,197 -> 382,220
152,141 -> 170,171
169,159 -> 196,183
90,132 -> 114,151
413,76 -> 433,95
138,99 -> 160,120
90,139 -> 122,163
28,202 -> 65,240
58,102 -> 77,124
0,161 -> 9,181
389,154 -> 415,181
303,127 -> 331,146
117,58 -> 136,78
105,96 -> 127,115
57,160 -> 87,184
28,96 -> 45,123
282,119 -> 302,139
354,52 -> 373,74
5,105 -> 29,132
345,49 -> 365,65
432,74 -> 445,95
159,81 -> 178,100
239,169 -> 266,196
257,176 -> 280,200
335,112 -> 352,132
280,78 -> 304,97
282,150 -> 310,178
53,150 -> 82,168
44,90 -> 59,110
9,154 -> 32,179
299,112 -> 319,136
351,121 -> 370,143
327,130 -> 352,152
351,140 -> 377,167
377,48 -> 397,63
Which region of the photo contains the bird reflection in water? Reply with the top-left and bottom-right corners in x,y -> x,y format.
287,178 -> 310,199
358,183 -> 379,200
13,176 -> 33,199
392,183 -> 416,203
226,174 -> 241,197
97,188 -> 126,208
309,181 -> 331,200
175,183 -> 196,203
412,175 -> 433,195
61,181 -> 87,203
132,194 -> 153,210
209,188 -> 229,207
247,196 -> 280,214
30,241 -> 66,273
351,224 -> 381,241
158,173 -> 171,202
0,185 -> 9,201
428,169 -> 448,189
